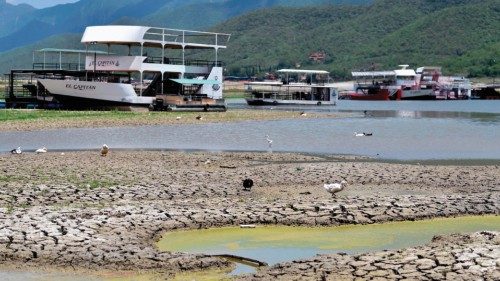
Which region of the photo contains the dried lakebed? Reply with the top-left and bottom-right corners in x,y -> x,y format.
0,151 -> 498,280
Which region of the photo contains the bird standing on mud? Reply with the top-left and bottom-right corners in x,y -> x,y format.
266,135 -> 273,149
243,178 -> 254,191
35,147 -> 47,154
324,180 -> 347,197
100,144 -> 109,157
10,147 -> 22,154
196,115 -> 203,120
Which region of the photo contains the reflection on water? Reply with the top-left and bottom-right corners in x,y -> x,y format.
159,216 -> 500,276
228,99 -> 500,114
355,110 -> 499,123
1,100 -> 499,160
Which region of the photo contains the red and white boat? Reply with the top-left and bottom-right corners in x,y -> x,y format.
348,65 -> 471,101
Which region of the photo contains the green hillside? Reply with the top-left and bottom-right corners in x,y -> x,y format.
0,0 -> 497,78
215,0 -> 499,78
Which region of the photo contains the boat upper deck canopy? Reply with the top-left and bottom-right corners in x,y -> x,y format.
81,25 -> 230,50
245,81 -> 283,86
36,48 -> 110,55
352,71 -> 396,78
277,69 -> 329,74
394,69 -> 416,77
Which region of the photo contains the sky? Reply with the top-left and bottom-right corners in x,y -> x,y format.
6,0 -> 79,9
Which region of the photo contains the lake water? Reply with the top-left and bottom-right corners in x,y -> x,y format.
1,100 -> 499,160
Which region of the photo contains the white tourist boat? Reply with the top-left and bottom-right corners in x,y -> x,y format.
36,25 -> 230,110
245,69 -> 338,106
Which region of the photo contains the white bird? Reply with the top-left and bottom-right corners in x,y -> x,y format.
266,135 -> 273,149
300,111 -> 307,116
324,180 -> 347,197
35,147 -> 47,154
176,116 -> 181,120
100,144 -> 109,157
354,132 -> 365,137
10,147 -> 22,154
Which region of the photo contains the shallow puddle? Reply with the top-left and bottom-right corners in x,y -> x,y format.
158,215 -> 500,275
1,216 -> 498,281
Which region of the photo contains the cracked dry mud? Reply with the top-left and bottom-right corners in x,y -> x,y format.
0,151 -> 498,280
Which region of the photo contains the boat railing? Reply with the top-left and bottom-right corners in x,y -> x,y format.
143,27 -> 230,49
144,57 -> 223,67
32,63 -> 85,71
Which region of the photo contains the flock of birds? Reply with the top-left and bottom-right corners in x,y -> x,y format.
10,144 -> 109,156
10,110 -> 356,198
10,147 -> 47,154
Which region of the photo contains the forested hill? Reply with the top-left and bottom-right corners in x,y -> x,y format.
215,0 -> 499,77
0,0 -> 498,78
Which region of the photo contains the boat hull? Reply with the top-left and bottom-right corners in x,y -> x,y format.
38,79 -> 154,109
51,94 -> 150,110
401,89 -> 436,100
348,87 -> 396,101
348,92 -> 390,101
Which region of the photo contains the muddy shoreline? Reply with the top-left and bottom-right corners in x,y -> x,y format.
0,151 -> 498,279
0,109 -> 345,132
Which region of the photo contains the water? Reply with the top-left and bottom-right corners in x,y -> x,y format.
158,215 -> 500,275
0,100 -> 499,160
2,216 -> 498,280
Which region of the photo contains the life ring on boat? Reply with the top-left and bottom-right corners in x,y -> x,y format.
316,101 -> 322,106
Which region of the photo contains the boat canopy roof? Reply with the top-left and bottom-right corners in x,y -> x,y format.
416,66 -> 442,74
36,48 -> 109,54
245,81 -> 283,86
394,69 -> 416,76
277,69 -> 329,74
81,25 -> 230,50
352,71 -> 396,78
171,78 -> 221,85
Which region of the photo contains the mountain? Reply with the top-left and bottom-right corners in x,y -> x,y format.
0,0 -> 372,52
144,0 -> 371,30
0,0 -> 140,51
0,0 -> 497,78
7,0 -> 78,9
214,0 -> 499,77
0,0 -> 36,37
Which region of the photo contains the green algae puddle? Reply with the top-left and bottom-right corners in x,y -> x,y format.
158,215 -> 500,276
1,216 -> 498,281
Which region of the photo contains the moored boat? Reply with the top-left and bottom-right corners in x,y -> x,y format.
245,69 -> 338,106
349,65 -> 471,101
349,70 -> 401,100
9,25 -> 230,110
